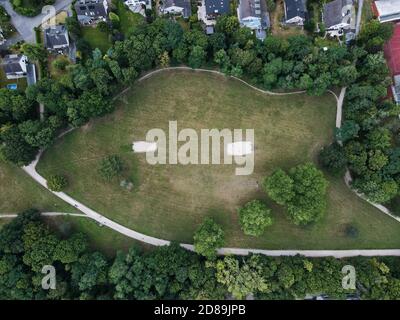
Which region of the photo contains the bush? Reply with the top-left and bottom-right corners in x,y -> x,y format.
47,175 -> 68,191
52,57 -> 70,71
99,155 -> 123,180
238,200 -> 273,236
319,143 -> 347,176
344,224 -> 359,238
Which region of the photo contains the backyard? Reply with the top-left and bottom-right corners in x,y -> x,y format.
36,70 -> 400,250
82,26 -> 112,53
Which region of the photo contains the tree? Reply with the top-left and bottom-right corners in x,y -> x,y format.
47,175 -> 68,192
193,218 -> 224,259
0,125 -> 37,165
238,200 -> 273,236
263,169 -> 294,205
98,155 -> 123,181
188,45 -> 206,69
319,143 -> 347,176
264,164 -> 328,225
215,255 -> 269,299
335,120 -> 360,143
21,43 -> 48,62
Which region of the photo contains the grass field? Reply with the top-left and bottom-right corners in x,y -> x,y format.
0,160 -> 74,213
0,160 -> 142,255
82,27 -> 112,53
36,70 -> 400,249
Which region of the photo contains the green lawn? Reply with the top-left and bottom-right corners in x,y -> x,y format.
0,160 -> 142,255
37,70 -> 400,249
0,160 -> 74,213
114,0 -> 144,35
82,27 -> 112,53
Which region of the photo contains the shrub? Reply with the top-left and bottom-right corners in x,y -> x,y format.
47,175 -> 68,191
99,155 -> 123,181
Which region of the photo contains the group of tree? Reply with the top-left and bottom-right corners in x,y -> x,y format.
318,20 -> 400,205
263,163 -> 328,225
2,209 -> 400,300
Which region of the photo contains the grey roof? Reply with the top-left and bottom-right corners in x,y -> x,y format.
44,25 -> 69,49
75,0 -> 107,19
1,54 -> 24,74
238,0 -> 270,28
284,0 -> 307,20
323,0 -> 353,28
163,0 -> 192,18
205,0 -> 230,16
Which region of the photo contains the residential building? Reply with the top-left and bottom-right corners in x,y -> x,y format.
372,0 -> 400,23
283,0 -> 307,25
160,0 -> 192,19
322,0 -> 354,37
237,0 -> 270,40
75,0 -> 109,25
1,54 -> 28,79
124,0 -> 151,17
384,22 -> 400,104
198,0 -> 230,26
44,25 -> 70,54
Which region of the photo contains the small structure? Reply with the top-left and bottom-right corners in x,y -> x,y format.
0,27 -> 5,46
372,0 -> 400,23
75,0 -> 109,25
160,0 -> 192,19
237,0 -> 270,40
322,0 -> 354,37
124,0 -> 151,17
1,54 -> 28,79
44,25 -> 70,54
384,22 -> 400,104
283,0 -> 307,26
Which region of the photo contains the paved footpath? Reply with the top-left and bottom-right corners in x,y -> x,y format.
18,68 -> 400,258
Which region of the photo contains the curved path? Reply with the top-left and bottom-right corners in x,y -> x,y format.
20,67 -> 400,258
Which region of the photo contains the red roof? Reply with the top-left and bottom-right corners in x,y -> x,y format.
384,22 -> 400,76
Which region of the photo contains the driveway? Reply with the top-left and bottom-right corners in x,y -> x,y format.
0,0 -> 73,44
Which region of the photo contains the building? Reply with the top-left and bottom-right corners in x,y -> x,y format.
160,0 -> 192,19
283,0 -> 307,25
237,0 -> 270,40
198,0 -> 230,26
124,0 -> 151,17
384,22 -> 400,104
75,0 -> 109,25
44,25 -> 70,53
372,0 -> 400,23
322,0 -> 354,37
1,54 -> 28,79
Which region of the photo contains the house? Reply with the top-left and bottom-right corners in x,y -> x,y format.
372,0 -> 400,23
198,0 -> 230,26
44,25 -> 70,53
384,22 -> 400,104
283,0 -> 307,25
160,0 -> 192,19
1,54 -> 28,79
124,0 -> 151,17
237,0 -> 270,40
75,0 -> 109,25
322,0 -> 354,37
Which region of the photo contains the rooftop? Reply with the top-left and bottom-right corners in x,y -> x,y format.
284,0 -> 307,20
205,0 -> 230,16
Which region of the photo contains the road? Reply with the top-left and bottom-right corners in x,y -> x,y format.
0,0 -> 72,43
18,67 -> 400,258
